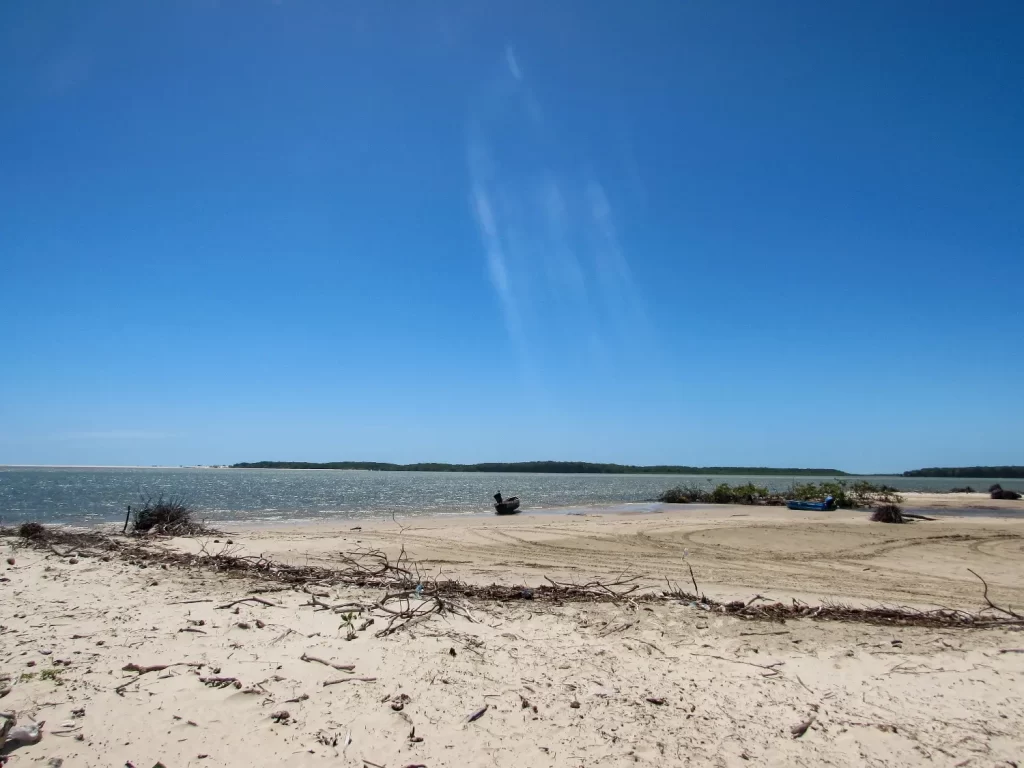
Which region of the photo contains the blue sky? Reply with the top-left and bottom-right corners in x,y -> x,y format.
2,1 -> 1022,472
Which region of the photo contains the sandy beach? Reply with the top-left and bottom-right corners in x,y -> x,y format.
3,505 -> 1023,767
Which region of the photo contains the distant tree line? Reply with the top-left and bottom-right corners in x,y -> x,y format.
230,460 -> 848,476
902,466 -> 1024,478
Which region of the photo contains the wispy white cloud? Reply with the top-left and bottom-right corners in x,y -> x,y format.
468,135 -> 523,348
467,45 -> 651,374
505,45 -> 522,81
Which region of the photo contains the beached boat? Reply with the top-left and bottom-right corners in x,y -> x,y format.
493,492 -> 521,515
786,495 -> 837,511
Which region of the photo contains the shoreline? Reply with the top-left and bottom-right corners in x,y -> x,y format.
9,491 -> 1022,530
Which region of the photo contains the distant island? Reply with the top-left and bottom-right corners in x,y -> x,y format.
230,461 -> 848,476
902,466 -> 1024,478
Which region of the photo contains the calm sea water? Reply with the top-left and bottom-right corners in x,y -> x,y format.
0,466 -> 1019,526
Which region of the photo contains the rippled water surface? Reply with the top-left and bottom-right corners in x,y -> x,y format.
1,467 -> 1019,525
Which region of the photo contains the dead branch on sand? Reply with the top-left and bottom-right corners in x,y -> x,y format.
691,653 -> 785,677
300,653 -> 355,671
200,676 -> 242,688
116,661 -> 203,694
215,597 -> 279,610
968,569 -> 1023,620
543,573 -> 644,599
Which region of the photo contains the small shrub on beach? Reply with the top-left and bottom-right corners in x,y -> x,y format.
660,480 -> 901,508
658,485 -> 707,503
659,483 -> 784,506
131,495 -> 207,536
18,521 -> 46,540
38,667 -> 63,683
989,484 -> 1022,500
871,504 -> 906,524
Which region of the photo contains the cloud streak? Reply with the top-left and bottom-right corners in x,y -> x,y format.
468,135 -> 525,349
505,45 -> 522,81
466,44 -> 651,375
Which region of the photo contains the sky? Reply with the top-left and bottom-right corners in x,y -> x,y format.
1,1 -> 1022,473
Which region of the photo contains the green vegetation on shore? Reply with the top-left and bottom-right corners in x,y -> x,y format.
230,460 -> 848,475
658,480 -> 902,508
902,466 -> 1024,478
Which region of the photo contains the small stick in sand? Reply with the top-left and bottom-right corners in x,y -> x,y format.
200,676 -> 242,688
123,662 -> 202,674
968,569 -> 1024,620
116,662 -> 203,694
323,677 -> 377,685
301,652 -> 355,671
690,654 -> 785,677
215,597 -> 279,610
688,563 -> 702,598
467,704 -> 488,722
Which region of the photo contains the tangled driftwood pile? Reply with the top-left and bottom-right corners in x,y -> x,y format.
3,524 -> 1023,632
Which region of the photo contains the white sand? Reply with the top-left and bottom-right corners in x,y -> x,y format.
3,507 -> 1024,767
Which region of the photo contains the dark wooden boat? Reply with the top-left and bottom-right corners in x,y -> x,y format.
493,492 -> 521,515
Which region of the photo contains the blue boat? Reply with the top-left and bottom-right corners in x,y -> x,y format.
786,495 -> 837,511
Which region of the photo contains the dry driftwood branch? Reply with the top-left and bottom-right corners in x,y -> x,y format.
967,569 -> 1023,620
323,676 -> 377,685
795,675 -> 814,694
200,676 -> 242,688
301,652 -> 355,671
739,630 -> 790,637
216,597 -> 279,610
305,593 -> 370,613
687,563 -> 702,599
543,574 -> 643,599
691,653 -> 785,677
116,661 -> 203,693
662,577 -> 1024,629
122,662 -> 202,675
